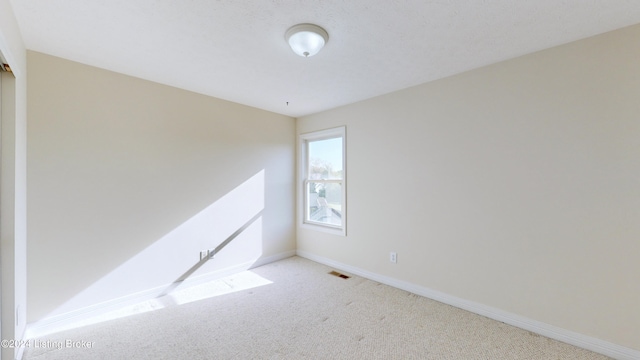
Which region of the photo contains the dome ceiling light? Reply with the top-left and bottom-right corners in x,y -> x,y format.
285,23 -> 329,57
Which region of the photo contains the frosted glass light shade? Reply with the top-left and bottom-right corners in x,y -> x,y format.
285,24 -> 329,57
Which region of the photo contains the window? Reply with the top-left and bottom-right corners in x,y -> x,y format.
300,126 -> 346,235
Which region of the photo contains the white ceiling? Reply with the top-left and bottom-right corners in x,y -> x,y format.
10,0 -> 640,117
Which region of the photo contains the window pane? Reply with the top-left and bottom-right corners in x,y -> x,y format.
308,137 -> 343,180
306,182 -> 342,227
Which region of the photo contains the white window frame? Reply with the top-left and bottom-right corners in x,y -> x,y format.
299,126 -> 346,236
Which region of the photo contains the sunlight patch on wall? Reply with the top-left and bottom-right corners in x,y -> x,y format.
27,170 -> 267,339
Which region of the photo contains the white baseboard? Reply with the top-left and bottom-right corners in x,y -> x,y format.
16,344 -> 25,360
26,250 -> 296,340
250,250 -> 296,269
296,250 -> 639,360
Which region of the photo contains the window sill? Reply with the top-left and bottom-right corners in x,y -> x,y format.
300,222 -> 346,237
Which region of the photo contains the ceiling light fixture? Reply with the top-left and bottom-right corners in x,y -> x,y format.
285,23 -> 329,57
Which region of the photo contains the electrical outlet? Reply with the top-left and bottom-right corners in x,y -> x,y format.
200,250 -> 209,261
390,252 -> 397,264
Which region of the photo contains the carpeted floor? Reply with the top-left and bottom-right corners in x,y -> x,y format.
23,256 -> 609,359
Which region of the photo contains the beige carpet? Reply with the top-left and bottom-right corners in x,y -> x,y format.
24,256 -> 609,359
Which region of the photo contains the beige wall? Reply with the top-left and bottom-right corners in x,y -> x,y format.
27,52 -> 295,323
297,24 -> 640,350
0,0 -> 28,359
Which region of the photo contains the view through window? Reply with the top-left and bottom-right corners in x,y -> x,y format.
301,127 -> 345,234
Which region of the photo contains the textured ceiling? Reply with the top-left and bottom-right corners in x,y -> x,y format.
10,0 -> 640,117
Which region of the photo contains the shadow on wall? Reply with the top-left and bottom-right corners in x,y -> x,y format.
28,170 -> 266,337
